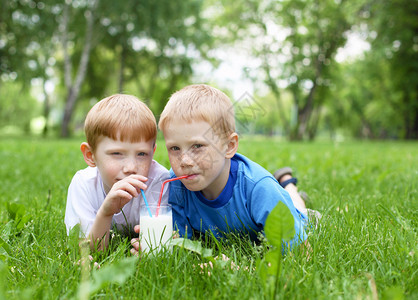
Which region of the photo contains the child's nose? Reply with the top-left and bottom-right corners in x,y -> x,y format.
180,151 -> 194,167
123,158 -> 137,174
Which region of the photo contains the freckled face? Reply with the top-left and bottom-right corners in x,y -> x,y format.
92,137 -> 155,194
163,120 -> 231,200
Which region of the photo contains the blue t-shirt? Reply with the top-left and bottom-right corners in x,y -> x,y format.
168,153 -> 307,248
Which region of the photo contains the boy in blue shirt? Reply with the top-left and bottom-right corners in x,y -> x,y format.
156,84 -> 314,249
130,84 -> 316,254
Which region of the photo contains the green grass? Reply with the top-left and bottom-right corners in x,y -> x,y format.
0,137 -> 417,299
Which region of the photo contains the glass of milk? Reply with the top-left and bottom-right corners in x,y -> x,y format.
140,205 -> 173,253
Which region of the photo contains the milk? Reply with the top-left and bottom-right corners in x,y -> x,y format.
140,205 -> 173,253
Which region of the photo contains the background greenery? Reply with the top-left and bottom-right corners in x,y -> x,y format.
1,0 -> 417,298
0,138 -> 416,299
1,0 -> 417,140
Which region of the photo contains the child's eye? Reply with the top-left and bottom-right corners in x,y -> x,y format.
137,152 -> 147,157
192,144 -> 203,149
111,152 -> 121,155
170,146 -> 180,151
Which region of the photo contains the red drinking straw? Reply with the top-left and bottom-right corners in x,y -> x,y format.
156,175 -> 189,216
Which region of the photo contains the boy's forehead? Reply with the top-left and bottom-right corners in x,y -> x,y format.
165,119 -> 211,132
164,120 -> 225,142
97,133 -> 155,144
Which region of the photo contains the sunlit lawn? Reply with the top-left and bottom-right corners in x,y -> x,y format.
0,137 -> 416,299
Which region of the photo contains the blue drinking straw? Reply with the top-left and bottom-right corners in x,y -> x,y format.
141,189 -> 153,218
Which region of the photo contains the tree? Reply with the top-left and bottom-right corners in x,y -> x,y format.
1,0 -> 211,137
60,0 -> 100,137
59,0 -> 210,136
0,81 -> 38,134
211,0 -> 372,140
0,0 -> 58,135
366,0 -> 418,139
252,0 -> 365,140
94,0 -> 208,114
323,0 -> 418,140
328,54 -> 403,139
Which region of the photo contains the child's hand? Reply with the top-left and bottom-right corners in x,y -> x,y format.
99,175 -> 148,217
75,255 -> 101,270
172,231 -> 179,239
130,225 -> 141,256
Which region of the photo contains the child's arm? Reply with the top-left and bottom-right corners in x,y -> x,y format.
250,178 -> 308,249
88,174 -> 148,250
301,239 -> 312,260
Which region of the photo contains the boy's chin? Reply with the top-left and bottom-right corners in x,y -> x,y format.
183,183 -> 201,192
182,181 -> 204,192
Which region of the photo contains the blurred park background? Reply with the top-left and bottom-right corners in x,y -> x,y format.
0,0 -> 417,141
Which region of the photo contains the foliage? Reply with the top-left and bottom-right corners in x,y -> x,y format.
0,0 -> 210,137
258,201 -> 295,298
215,0 -> 365,140
212,0 -> 417,140
365,0 -> 418,139
171,238 -> 213,258
6,202 -> 33,233
0,138 -> 416,299
0,0 -> 417,139
0,0 -> 55,80
68,0 -> 211,133
327,53 -> 403,139
78,255 -> 137,299
0,81 -> 38,134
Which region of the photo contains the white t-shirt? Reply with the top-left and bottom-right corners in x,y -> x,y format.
64,160 -> 170,236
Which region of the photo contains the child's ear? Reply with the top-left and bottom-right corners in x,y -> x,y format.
153,143 -> 156,155
80,142 -> 96,167
225,133 -> 239,159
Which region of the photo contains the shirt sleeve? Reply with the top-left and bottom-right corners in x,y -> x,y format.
64,172 -> 98,237
249,177 -> 307,249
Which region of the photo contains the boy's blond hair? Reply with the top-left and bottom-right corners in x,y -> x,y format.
158,84 -> 236,138
84,94 -> 157,152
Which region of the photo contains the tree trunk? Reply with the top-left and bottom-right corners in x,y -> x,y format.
410,106 -> 418,139
60,0 -> 99,137
118,44 -> 126,93
61,87 -> 77,137
403,91 -> 418,139
42,79 -> 50,137
307,105 -> 321,141
261,45 -> 290,137
296,81 -> 318,140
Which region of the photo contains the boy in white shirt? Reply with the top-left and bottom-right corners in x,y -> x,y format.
65,94 -> 169,250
